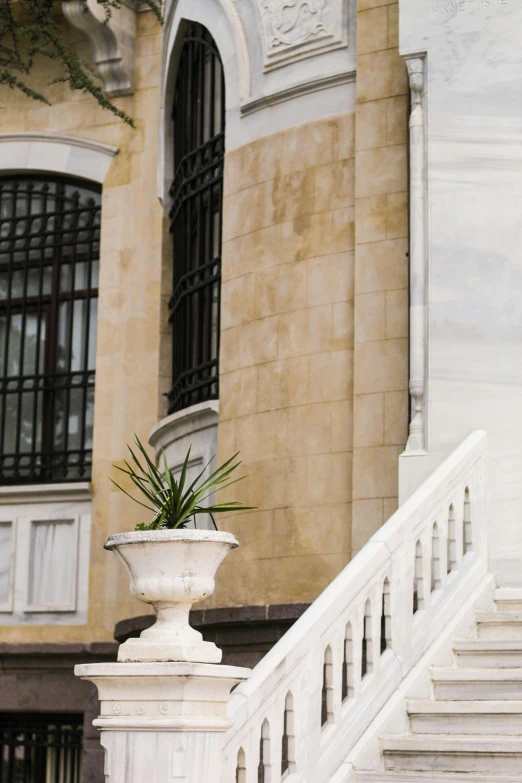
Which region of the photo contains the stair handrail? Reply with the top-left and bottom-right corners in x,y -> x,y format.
222,430 -> 489,782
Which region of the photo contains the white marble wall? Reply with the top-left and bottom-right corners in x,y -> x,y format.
399,0 -> 522,584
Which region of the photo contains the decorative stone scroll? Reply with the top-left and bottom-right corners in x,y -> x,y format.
62,0 -> 137,96
405,56 -> 427,452
258,0 -> 347,71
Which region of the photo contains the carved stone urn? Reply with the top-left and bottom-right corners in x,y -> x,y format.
105,529 -> 238,663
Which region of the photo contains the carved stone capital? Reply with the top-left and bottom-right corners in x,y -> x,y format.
406,57 -> 425,106
62,0 -> 137,96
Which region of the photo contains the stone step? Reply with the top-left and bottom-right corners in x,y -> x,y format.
453,638 -> 522,667
357,773 -> 521,783
475,611 -> 522,639
382,735 -> 522,774
494,588 -> 522,613
407,700 -> 522,734
430,667 -> 522,700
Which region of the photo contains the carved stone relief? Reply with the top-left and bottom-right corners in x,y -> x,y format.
258,0 -> 347,71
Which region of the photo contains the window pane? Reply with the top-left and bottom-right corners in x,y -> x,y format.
0,522 -> 12,606
67,388 -> 82,451
84,386 -> 94,451
6,312 -> 22,376
22,312 -> 46,376
29,520 -> 77,610
87,298 -> 97,370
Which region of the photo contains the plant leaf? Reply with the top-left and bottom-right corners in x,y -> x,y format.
111,435 -> 256,530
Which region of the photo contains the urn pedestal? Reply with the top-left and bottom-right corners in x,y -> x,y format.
75,527 -> 250,782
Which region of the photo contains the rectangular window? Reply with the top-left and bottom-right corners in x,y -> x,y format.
0,177 -> 100,485
0,712 -> 82,783
27,518 -> 79,611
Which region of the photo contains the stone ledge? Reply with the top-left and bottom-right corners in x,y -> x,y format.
114,603 -> 311,642
0,642 -> 118,657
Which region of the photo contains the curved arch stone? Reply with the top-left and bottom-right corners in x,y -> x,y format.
0,132 -> 118,183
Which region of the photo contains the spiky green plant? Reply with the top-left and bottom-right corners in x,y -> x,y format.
111,435 -> 254,531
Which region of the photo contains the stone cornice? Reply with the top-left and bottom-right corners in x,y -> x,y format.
241,69 -> 356,116
0,132 -> 118,157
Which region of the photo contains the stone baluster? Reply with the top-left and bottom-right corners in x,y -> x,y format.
405,56 -> 427,453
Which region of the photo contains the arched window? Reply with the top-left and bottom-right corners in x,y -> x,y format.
168,23 -> 225,414
0,176 -> 100,484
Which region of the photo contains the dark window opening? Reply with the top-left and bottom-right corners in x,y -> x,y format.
0,176 -> 100,485
0,712 -> 82,782
168,23 -> 225,414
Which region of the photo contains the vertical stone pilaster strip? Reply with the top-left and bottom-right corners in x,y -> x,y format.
405,56 -> 427,452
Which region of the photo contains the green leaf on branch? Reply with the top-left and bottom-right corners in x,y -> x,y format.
0,0 -> 162,125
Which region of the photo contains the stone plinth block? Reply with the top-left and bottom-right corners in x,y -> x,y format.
75,661 -> 250,783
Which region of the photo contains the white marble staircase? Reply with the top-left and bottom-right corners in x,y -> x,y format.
356,588 -> 522,782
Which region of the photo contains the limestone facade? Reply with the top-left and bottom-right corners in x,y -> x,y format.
0,1 -> 409,644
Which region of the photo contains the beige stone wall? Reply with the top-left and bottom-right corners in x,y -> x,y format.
351,0 -> 409,556
208,115 -> 356,608
0,11 -> 164,642
0,6 -> 410,638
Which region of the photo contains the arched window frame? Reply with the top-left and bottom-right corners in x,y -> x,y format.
168,23 -> 225,414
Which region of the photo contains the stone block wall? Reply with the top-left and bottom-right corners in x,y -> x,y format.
0,11 -> 164,642
0,2 -> 411,636
209,115 -> 356,608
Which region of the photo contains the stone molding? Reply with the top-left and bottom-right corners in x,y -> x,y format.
163,0 -> 250,103
240,68 -> 355,115
0,642 -> 118,658
0,482 -> 91,505
258,0 -> 348,71
0,132 -> 118,183
114,602 -> 311,641
62,0 -> 137,96
149,400 -> 219,449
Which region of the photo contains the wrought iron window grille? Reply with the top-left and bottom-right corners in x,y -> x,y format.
0,712 -> 83,783
167,24 -> 225,414
0,176 -> 100,485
